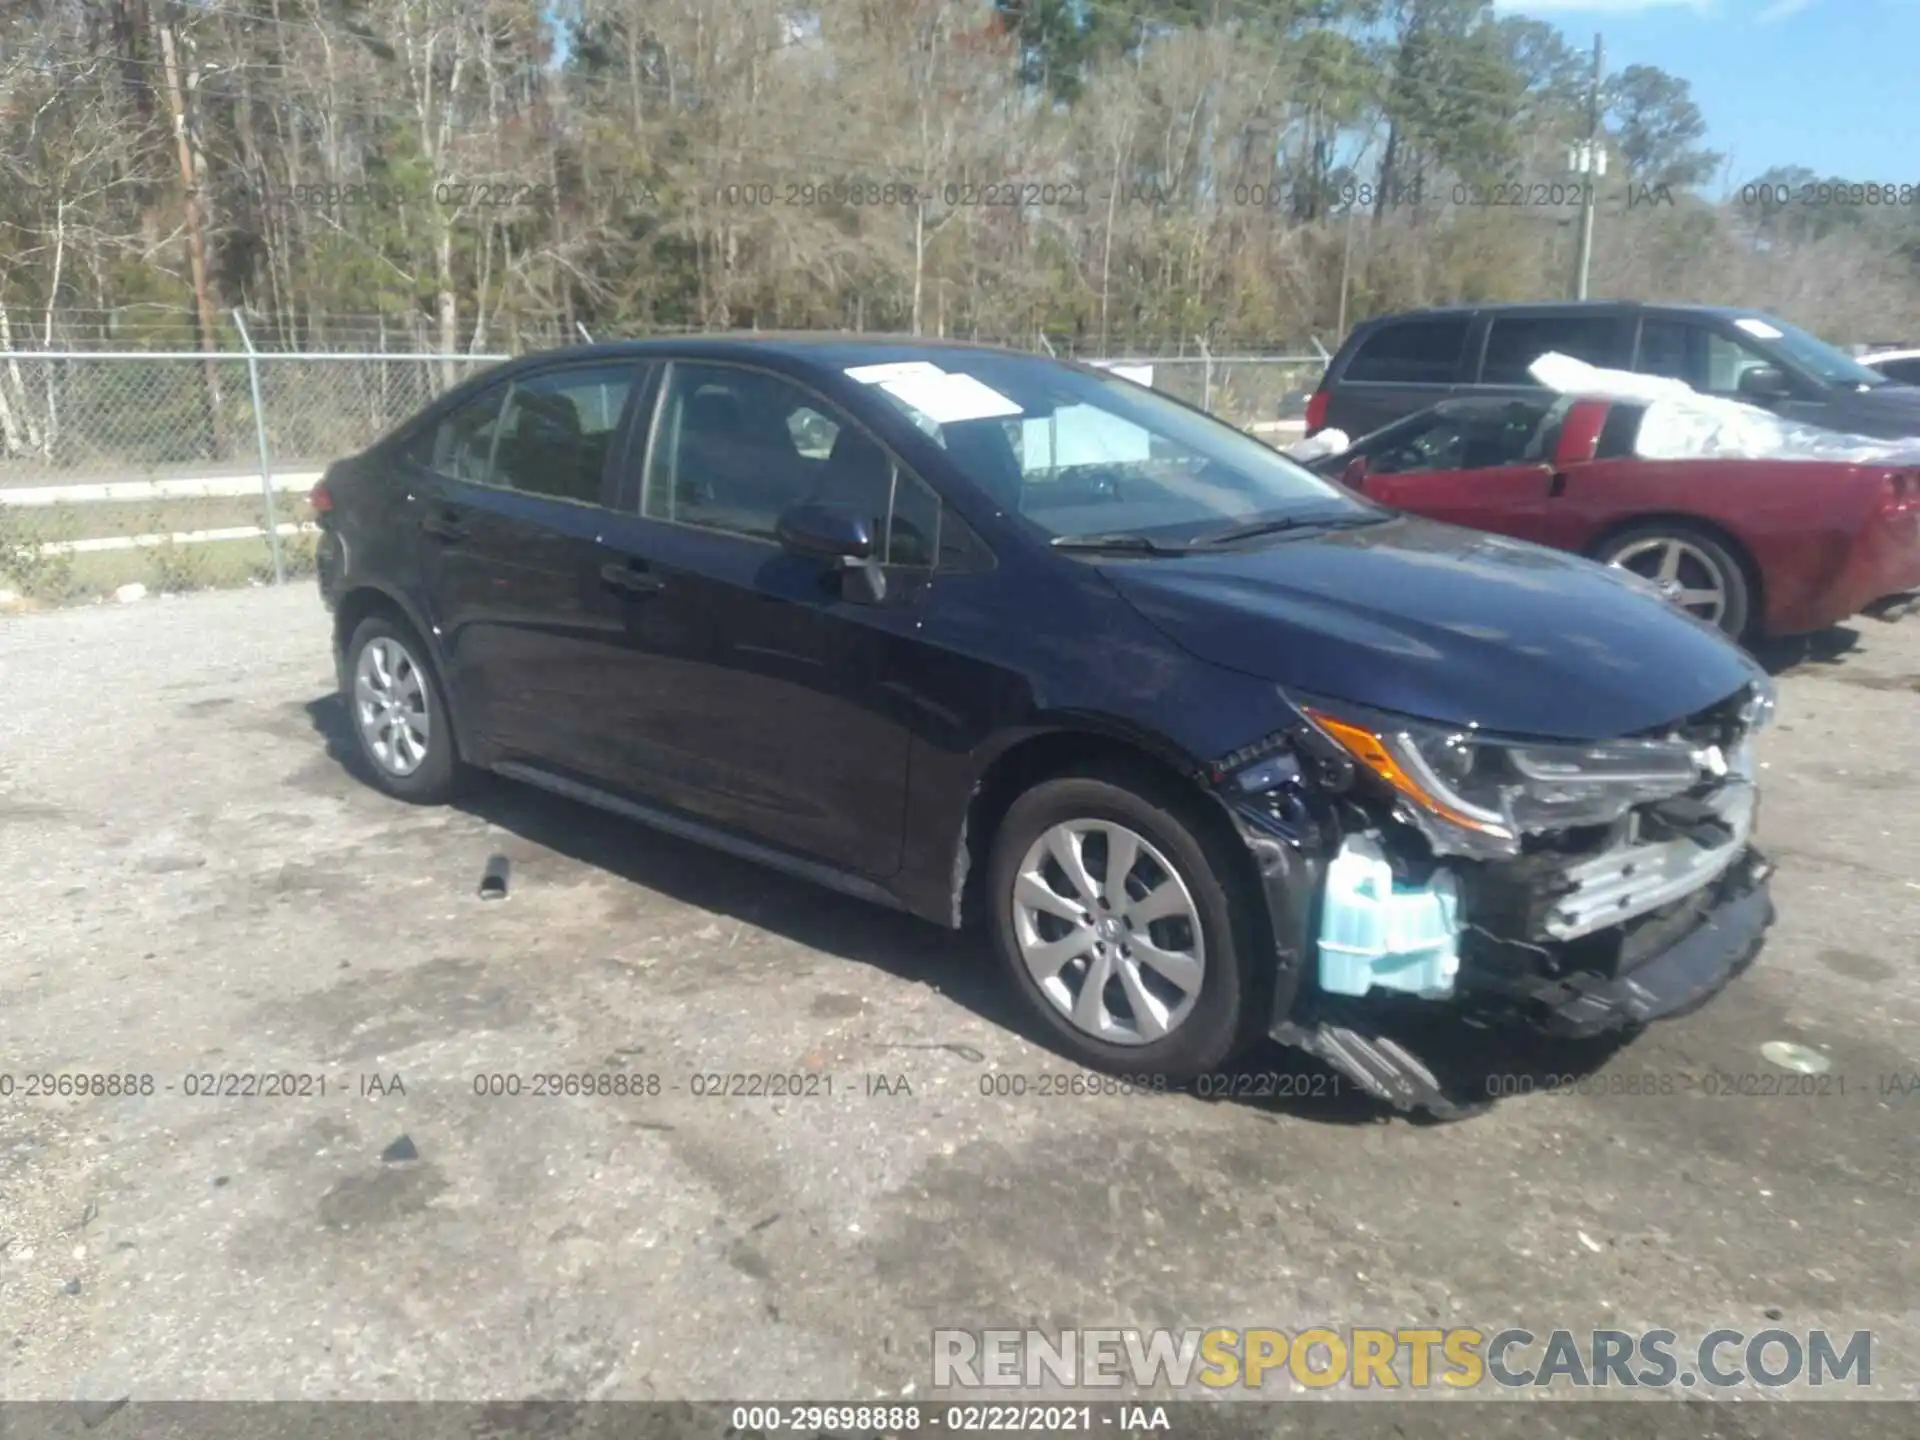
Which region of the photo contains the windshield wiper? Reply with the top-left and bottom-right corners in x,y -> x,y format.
1193,512 -> 1387,546
1049,532 -> 1190,555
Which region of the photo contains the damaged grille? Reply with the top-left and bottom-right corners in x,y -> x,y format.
1539,766 -> 1755,940
1531,684 -> 1763,942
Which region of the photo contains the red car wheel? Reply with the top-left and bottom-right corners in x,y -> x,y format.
1596,523 -> 1754,639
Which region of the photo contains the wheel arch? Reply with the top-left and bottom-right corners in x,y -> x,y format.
947,724 -> 1251,932
332,584 -> 475,763
332,583 -> 438,670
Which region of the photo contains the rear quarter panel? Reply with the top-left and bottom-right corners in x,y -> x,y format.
1546,458 -> 1895,634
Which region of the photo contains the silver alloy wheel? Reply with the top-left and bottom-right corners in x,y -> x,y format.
353,635 -> 432,777
1606,536 -> 1729,626
1011,819 -> 1206,1046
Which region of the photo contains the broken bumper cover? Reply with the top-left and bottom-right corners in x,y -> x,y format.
1531,847 -> 1774,1038
1262,849 -> 1774,1118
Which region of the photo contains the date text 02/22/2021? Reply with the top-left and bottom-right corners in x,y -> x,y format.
727,1404 -> 1170,1435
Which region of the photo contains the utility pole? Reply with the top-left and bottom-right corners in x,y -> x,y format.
1570,32 -> 1605,301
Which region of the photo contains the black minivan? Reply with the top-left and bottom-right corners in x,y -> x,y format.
1307,301 -> 1920,441
316,335 -> 1776,1117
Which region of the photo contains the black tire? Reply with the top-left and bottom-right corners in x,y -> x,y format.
1594,521 -> 1753,640
985,766 -> 1266,1084
340,614 -> 462,804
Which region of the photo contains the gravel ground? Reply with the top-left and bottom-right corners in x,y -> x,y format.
1,586 -> 1917,1432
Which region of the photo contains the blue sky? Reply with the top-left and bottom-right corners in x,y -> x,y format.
1494,0 -> 1915,190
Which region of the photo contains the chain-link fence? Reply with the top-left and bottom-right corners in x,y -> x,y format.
0,348 -> 508,606
1079,354 -> 1327,426
0,339 -> 1326,609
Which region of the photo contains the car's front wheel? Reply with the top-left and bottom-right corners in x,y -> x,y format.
985,769 -> 1263,1083
342,615 -> 460,804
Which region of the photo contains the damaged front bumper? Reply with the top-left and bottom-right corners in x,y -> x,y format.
1527,847 -> 1772,1038
1211,707 -> 1776,1117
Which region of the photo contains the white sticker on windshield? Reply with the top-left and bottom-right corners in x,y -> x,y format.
1734,318 -> 1784,340
844,361 -> 947,385
876,371 -> 1023,424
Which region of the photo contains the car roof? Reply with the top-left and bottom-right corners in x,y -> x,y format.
503,332 -> 1050,372
1353,301 -> 1775,327
1862,348 -> 1920,364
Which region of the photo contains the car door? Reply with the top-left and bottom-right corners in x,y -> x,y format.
401,359 -> 651,762
1329,315 -> 1473,436
578,359 -> 955,879
1357,401 -> 1560,543
1634,315 -> 1837,428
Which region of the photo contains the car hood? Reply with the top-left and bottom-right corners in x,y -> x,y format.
1827,384 -> 1920,437
1101,515 -> 1762,741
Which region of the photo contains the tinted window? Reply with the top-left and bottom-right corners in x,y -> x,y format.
1343,319 -> 1470,384
643,363 -> 841,540
1702,331 -> 1776,396
1369,403 -> 1545,475
1874,356 -> 1920,385
641,361 -> 965,568
935,506 -> 992,571
492,364 -> 640,504
1636,319 -> 1697,385
887,466 -> 941,568
1480,316 -> 1625,384
418,386 -> 510,482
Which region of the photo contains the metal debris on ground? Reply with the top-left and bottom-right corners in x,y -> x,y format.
1760,1041 -> 1832,1074
479,854 -> 510,900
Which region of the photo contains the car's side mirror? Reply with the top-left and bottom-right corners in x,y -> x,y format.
775,501 -> 887,603
777,501 -> 874,560
1340,456 -> 1369,490
1737,365 -> 1793,404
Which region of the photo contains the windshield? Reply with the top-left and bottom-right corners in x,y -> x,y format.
1749,316 -> 1891,388
845,352 -> 1377,544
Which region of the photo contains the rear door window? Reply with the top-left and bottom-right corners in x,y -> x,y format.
1343,318 -> 1470,384
491,364 -> 643,506
1479,315 -> 1628,384
1635,318 -> 1699,386
411,385 -> 511,482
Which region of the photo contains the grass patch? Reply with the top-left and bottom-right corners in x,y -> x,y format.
0,494 -> 316,604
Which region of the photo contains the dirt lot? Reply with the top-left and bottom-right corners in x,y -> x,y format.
2,586 -> 1917,1427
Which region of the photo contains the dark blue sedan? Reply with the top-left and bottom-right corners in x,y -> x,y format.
312,335 -> 1777,1118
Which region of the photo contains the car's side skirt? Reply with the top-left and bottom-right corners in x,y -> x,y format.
490,761 -> 913,916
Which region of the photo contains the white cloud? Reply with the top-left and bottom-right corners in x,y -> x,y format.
1756,0 -> 1815,18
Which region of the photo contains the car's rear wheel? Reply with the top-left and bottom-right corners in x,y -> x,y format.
1595,522 -> 1752,639
342,615 -> 460,804
985,769 -> 1263,1083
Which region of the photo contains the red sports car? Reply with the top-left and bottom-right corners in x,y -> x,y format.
1307,395 -> 1920,640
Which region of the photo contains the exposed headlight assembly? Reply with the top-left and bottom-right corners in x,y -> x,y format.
1294,695 -> 1710,859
